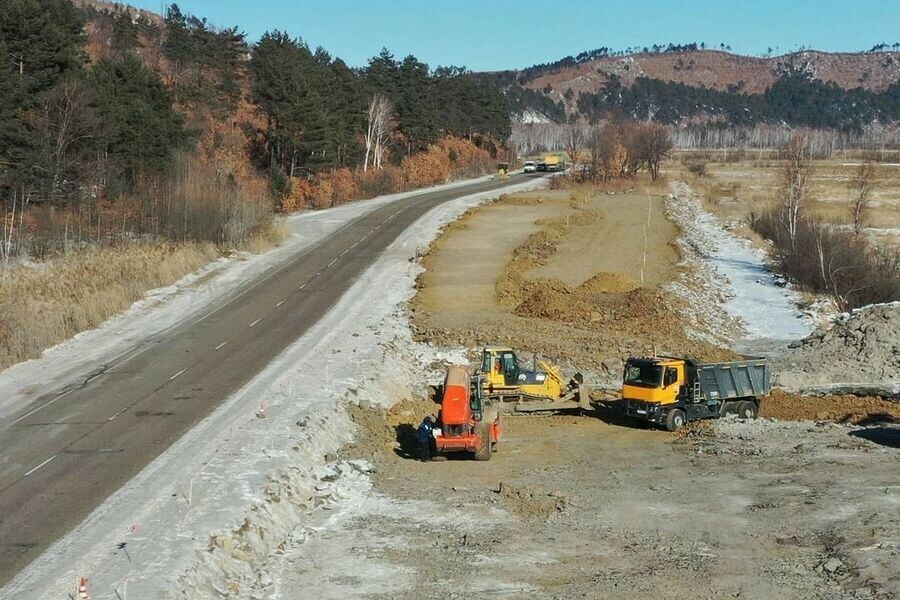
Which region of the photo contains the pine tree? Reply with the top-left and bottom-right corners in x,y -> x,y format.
89,54 -> 188,190
0,0 -> 85,99
110,8 -> 140,56
0,37 -> 34,189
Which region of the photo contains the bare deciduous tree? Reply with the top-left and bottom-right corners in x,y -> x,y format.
779,132 -> 813,251
364,94 -> 393,172
32,77 -> 98,202
850,159 -> 875,236
564,118 -> 586,179
638,123 -> 672,181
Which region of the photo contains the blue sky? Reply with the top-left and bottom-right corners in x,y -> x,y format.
130,0 -> 900,71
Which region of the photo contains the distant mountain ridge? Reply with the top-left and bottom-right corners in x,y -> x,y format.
490,48 -> 900,128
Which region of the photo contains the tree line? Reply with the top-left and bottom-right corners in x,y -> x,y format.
574,70 -> 900,131
0,1 -> 511,211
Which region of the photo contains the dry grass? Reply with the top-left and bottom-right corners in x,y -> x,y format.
0,242 -> 216,370
669,158 -> 900,247
0,222 -> 288,372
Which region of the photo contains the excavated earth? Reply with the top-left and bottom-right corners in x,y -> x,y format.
776,302 -> 900,395
322,186 -> 900,599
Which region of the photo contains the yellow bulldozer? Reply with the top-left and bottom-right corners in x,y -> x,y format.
478,347 -> 590,413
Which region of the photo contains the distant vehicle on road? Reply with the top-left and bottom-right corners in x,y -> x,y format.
538,153 -> 566,172
523,160 -> 537,173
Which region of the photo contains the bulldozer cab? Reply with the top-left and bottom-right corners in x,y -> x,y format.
497,162 -> 509,179
482,348 -> 520,387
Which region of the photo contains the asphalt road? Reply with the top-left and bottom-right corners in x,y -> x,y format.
0,174 -> 532,585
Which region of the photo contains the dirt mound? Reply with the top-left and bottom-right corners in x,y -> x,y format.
514,282 -> 700,344
761,389 -> 900,424
495,482 -> 569,519
578,272 -> 640,294
341,397 -> 438,467
776,303 -> 900,391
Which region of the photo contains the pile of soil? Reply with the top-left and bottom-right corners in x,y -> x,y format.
761,389 -> 900,424
341,396 -> 438,469
578,272 -> 641,294
776,302 -> 900,391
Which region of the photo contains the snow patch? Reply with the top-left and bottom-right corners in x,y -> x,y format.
666,182 -> 815,351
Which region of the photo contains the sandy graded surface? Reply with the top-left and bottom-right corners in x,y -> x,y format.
414,190 -> 574,333
530,192 -> 678,288
410,186 -> 734,383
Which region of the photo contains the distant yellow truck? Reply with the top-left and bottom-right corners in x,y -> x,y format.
538,153 -> 566,172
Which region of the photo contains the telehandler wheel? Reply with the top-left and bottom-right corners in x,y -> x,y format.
738,401 -> 759,420
665,409 -> 686,432
473,421 -> 493,461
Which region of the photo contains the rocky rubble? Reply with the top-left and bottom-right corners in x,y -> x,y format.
776,302 -> 900,395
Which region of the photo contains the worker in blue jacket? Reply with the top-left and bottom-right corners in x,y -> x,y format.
416,416 -> 434,461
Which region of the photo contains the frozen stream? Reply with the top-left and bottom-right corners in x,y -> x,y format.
667,182 -> 816,354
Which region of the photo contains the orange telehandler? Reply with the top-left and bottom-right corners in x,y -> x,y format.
434,365 -> 500,461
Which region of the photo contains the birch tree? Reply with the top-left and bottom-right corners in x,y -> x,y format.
779,132 -> 812,252
850,159 -> 875,236
364,93 -> 393,171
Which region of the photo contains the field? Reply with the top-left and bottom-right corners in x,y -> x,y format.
671,154 -> 900,248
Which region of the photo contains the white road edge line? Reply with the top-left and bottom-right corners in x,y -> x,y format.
10,389 -> 74,426
214,342 -> 228,350
24,454 -> 57,477
249,318 -> 261,328
169,368 -> 188,381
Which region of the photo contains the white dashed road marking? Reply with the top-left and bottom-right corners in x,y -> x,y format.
276,299 -> 286,307
249,318 -> 261,328
214,342 -> 228,350
24,455 -> 57,477
169,368 -> 188,381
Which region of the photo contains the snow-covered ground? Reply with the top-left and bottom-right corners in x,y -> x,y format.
667,182 -> 816,353
1,176 -> 547,599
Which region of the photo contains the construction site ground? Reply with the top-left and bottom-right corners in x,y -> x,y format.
315,185 -> 900,599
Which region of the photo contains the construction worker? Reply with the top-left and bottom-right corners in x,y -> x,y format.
416,416 -> 434,461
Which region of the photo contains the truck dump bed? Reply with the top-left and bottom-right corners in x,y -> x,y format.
694,359 -> 771,402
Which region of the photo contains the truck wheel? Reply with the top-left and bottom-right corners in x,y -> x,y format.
738,401 -> 758,420
473,421 -> 492,461
723,401 -> 739,415
665,409 -> 686,432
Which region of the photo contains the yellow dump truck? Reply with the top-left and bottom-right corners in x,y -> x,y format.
538,153 -> 566,172
622,356 -> 771,431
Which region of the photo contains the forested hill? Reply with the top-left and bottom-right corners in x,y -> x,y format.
1,0 -> 510,210
494,46 -> 900,130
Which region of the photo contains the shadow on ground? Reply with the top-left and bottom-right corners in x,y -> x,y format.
849,426 -> 900,449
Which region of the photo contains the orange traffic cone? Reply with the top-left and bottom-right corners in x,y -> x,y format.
78,577 -> 89,599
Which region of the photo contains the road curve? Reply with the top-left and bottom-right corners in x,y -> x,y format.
0,174 -> 533,584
